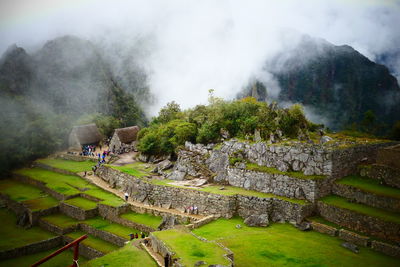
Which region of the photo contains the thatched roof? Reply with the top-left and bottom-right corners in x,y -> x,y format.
71,123 -> 102,145
114,126 -> 140,144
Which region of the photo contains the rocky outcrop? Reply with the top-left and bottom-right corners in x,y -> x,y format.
244,214 -> 269,227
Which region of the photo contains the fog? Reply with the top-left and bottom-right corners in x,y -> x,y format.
1,0 -> 400,115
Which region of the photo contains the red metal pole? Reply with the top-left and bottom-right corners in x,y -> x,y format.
72,242 -> 80,267
31,235 -> 88,267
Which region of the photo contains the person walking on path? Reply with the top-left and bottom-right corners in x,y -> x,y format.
124,192 -> 129,202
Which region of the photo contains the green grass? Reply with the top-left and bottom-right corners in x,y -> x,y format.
120,211 -> 162,229
15,168 -> 88,196
83,188 -> 125,207
246,162 -> 326,180
109,163 -> 149,178
40,213 -> 79,229
320,195 -> 400,224
15,168 -> 124,207
152,179 -> 307,205
83,217 -> 140,239
0,208 -> 55,251
83,242 -> 157,267
337,175 -> 400,199
66,231 -> 119,254
153,228 -> 230,266
0,179 -> 58,211
37,158 -> 94,173
64,197 -> 98,210
193,217 -> 399,267
0,246 -> 87,267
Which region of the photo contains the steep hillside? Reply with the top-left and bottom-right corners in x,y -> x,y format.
243,36 -> 400,132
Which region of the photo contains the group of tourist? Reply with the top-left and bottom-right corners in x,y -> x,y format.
128,232 -> 147,240
80,144 -> 97,156
184,205 -> 199,214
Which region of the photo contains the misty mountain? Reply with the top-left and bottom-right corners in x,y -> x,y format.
247,36 -> 400,131
0,35 -> 149,122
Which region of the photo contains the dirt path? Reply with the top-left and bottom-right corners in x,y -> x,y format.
79,172 -> 205,221
112,151 -> 138,166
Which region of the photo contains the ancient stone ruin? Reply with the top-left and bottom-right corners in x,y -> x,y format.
109,126 -> 140,154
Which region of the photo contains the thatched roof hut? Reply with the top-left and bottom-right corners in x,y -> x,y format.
109,126 -> 140,153
68,123 -> 102,149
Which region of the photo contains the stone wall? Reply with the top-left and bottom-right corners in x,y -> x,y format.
377,144 -> 400,169
80,223 -> 127,247
0,193 -> 59,226
39,218 -> 78,235
34,162 -> 77,176
332,183 -> 400,213
371,240 -> 400,258
338,229 -> 369,247
59,202 -> 98,220
224,167 -> 330,202
57,153 -> 97,162
0,236 -> 63,260
63,236 -> 103,259
97,166 -> 313,223
310,221 -> 337,236
359,164 -> 400,189
317,201 -> 400,243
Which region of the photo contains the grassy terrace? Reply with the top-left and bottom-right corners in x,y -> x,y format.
66,231 -> 119,254
0,247 -> 87,267
193,218 -> 399,267
120,211 -> 163,229
14,168 -> 124,207
84,217 -> 140,238
245,162 -> 326,180
108,163 -> 307,204
0,179 -> 58,211
152,178 -> 307,205
40,213 -> 79,229
64,197 -> 98,210
337,175 -> 400,199
83,242 -> 157,267
153,228 -> 231,266
37,158 -> 94,173
108,163 -> 149,178
0,208 -> 55,251
320,195 -> 400,224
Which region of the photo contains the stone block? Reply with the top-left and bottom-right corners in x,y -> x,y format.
311,221 -> 337,236
371,240 -> 400,258
338,229 -> 369,247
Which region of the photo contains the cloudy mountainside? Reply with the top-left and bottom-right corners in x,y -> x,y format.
241,36 -> 400,131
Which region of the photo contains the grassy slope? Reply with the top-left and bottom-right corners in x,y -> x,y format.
320,195 -> 400,224
193,218 -> 399,267
84,217 -> 139,238
64,197 -> 98,210
83,242 -> 157,267
120,212 -> 162,229
40,213 -> 79,229
337,175 -> 400,199
15,167 -> 124,207
37,158 -> 94,173
109,164 -> 148,178
153,228 -> 230,266
66,231 -> 119,254
246,162 -> 326,180
0,246 -> 87,267
0,208 -> 55,251
0,179 -> 58,211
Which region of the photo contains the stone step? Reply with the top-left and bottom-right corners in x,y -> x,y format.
377,144 -> 400,170
333,175 -> 400,212
308,216 -> 400,258
359,164 -> 400,189
317,195 -> 400,244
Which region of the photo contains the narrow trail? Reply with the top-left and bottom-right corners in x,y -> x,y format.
78,172 -> 205,221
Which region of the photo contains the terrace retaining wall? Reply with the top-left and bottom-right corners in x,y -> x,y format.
0,236 -> 63,260
317,201 -> 400,243
33,162 -> 77,176
0,193 -> 59,225
79,223 -> 127,247
224,167 -> 330,202
56,154 -> 97,163
59,202 -> 98,220
97,166 -> 313,223
371,240 -> 400,258
359,164 -> 400,189
62,236 -> 103,259
39,218 -> 78,235
332,183 -> 400,212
